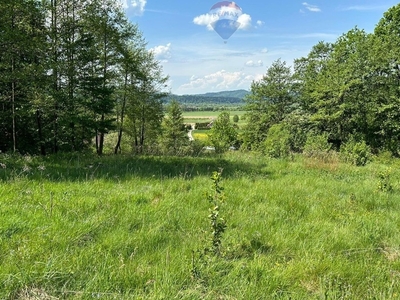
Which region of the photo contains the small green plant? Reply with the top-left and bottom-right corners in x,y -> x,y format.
377,168 -> 393,192
190,169 -> 227,282
206,169 -> 226,256
340,138 -> 371,166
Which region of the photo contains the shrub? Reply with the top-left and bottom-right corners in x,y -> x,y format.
375,150 -> 393,164
283,110 -> 309,153
195,122 -> 212,130
232,115 -> 239,123
209,112 -> 237,153
303,133 -> 332,159
340,138 -> 371,166
264,124 -> 291,158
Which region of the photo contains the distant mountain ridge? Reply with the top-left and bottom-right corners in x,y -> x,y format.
164,89 -> 250,107
196,89 -> 250,99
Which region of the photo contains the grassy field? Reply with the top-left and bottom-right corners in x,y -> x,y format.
1,152 -> 400,299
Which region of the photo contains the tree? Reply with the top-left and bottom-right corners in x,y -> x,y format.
113,29 -> 147,154
81,0 -> 128,155
232,114 -> 239,123
124,49 -> 168,154
162,99 -> 188,155
209,112 -> 237,153
242,59 -> 295,150
369,3 -> 400,154
0,0 -> 47,153
294,41 -> 333,113
295,28 -> 372,149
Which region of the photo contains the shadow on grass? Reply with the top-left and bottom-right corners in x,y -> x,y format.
0,153 -> 272,182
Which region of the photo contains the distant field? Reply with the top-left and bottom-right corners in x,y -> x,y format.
192,129 -> 210,141
183,110 -> 246,125
182,110 -> 246,118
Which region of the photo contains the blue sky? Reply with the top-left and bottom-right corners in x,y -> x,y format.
122,0 -> 398,95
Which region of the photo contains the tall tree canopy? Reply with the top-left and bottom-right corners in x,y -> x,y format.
0,0 -> 168,155
242,59 -> 295,150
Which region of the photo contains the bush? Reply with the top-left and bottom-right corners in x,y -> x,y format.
283,110 -> 309,153
233,115 -> 239,123
195,122 -> 212,130
375,150 -> 393,164
303,133 -> 332,159
340,139 -> 371,166
264,124 -> 291,158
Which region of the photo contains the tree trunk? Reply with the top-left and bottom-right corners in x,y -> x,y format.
36,109 -> 46,155
11,61 -> 16,153
11,5 -> 16,153
51,0 -> 59,153
114,71 -> 128,154
97,114 -> 105,155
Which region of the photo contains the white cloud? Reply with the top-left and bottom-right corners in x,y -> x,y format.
150,43 -> 171,62
256,20 -> 265,28
302,2 -> 321,12
178,70 -> 261,93
261,48 -> 268,53
125,0 -> 147,16
193,13 -> 253,31
342,5 -> 389,11
237,14 -> 252,30
245,60 -> 263,67
193,13 -> 219,30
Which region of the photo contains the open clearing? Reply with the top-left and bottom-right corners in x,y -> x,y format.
1,152 -> 400,299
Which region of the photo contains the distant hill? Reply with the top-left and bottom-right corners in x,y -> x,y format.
199,90 -> 250,99
163,89 -> 250,109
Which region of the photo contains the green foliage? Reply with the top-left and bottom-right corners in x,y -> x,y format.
284,110 -> 310,152
0,0 -> 47,154
191,170 -> 227,285
340,138 -> 372,166
242,59 -> 296,150
232,115 -> 239,123
264,124 -> 291,158
162,99 -> 189,155
206,170 -> 227,256
303,132 -> 332,158
209,112 -> 237,153
195,122 -> 212,130
0,0 -> 168,155
2,153 -> 400,298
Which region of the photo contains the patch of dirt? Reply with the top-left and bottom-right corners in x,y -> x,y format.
382,246 -> 400,261
17,288 -> 58,300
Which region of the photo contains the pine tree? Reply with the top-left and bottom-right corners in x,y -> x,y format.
163,99 -> 189,155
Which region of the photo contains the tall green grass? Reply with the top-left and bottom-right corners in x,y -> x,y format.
1,152 -> 400,299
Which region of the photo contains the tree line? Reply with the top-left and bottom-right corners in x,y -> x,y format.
241,4 -> 400,157
0,0 -> 168,155
3,2 -> 400,158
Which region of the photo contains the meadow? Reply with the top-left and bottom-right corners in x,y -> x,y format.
1,152 -> 400,299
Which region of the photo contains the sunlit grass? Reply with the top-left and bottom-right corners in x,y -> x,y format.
1,152 -> 400,298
